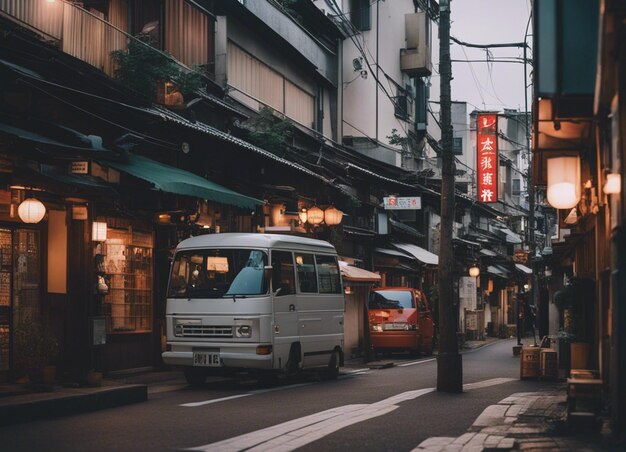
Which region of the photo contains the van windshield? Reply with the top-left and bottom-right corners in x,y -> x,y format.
168,249 -> 268,298
369,290 -> 415,309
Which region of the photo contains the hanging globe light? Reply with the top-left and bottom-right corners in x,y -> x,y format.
18,197 -> 46,224
306,206 -> 324,225
324,206 -> 344,226
468,265 -> 480,278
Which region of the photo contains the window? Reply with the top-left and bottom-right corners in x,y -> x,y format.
453,137 -> 463,155
394,94 -> 409,120
369,290 -> 415,309
350,0 -> 371,31
512,178 -> 521,195
104,228 -> 153,333
165,0 -> 214,70
315,255 -> 342,294
228,42 -> 314,127
271,251 -> 296,296
295,253 -> 318,293
168,249 -> 268,299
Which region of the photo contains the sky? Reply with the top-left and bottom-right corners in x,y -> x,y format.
430,0 -> 533,114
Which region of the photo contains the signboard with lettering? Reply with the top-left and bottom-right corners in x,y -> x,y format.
383,196 -> 422,210
513,249 -> 529,264
465,311 -> 478,331
70,161 -> 89,174
476,113 -> 498,203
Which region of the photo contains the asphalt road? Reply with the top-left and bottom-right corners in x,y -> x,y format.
0,339 -> 559,452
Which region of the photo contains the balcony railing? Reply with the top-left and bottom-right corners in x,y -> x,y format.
0,0 -> 211,82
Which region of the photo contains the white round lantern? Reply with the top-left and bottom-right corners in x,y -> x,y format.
18,197 -> 46,224
298,208 -> 308,224
324,206 -> 344,226
468,265 -> 480,278
547,156 -> 581,209
306,206 -> 324,225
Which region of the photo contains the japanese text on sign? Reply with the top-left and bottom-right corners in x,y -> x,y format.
476,113 -> 498,203
383,196 -> 422,210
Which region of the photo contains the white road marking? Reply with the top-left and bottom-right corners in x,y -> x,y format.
180,382 -> 315,407
187,388 -> 434,452
186,377 -> 517,452
180,369 -> 374,408
462,377 -> 515,390
343,368 -> 370,374
397,358 -> 436,367
181,393 -> 252,407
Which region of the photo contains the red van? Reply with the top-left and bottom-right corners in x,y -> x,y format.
368,287 -> 434,356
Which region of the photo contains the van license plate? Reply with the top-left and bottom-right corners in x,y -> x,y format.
193,352 -> 220,367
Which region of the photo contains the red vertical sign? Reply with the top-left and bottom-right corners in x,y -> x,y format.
476,113 -> 498,203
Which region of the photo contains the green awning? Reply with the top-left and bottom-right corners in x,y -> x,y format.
105,154 -> 263,210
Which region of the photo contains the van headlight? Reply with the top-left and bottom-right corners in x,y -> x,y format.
235,325 -> 252,338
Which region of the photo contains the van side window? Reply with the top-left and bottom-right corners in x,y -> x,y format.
315,255 -> 342,294
295,253 -> 318,293
271,251 -> 296,296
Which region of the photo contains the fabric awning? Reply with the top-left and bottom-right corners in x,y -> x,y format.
515,263 -> 532,274
492,226 -> 523,244
389,219 -> 424,238
375,247 -> 412,258
104,153 -> 263,209
392,243 -> 439,266
487,265 -> 511,278
339,261 -> 381,282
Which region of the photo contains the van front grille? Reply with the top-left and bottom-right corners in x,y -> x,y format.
180,325 -> 233,338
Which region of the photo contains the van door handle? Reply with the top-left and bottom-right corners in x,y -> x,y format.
289,304 -> 295,312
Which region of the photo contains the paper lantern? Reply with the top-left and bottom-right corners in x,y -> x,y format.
306,206 -> 324,225
18,198 -> 46,224
604,173 -> 621,195
546,156 -> 581,209
298,208 -> 308,224
92,221 -> 108,242
324,206 -> 344,226
468,265 -> 480,278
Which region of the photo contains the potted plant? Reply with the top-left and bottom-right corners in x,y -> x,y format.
14,315 -> 59,386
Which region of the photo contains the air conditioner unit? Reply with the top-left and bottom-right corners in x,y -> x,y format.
400,12 -> 432,76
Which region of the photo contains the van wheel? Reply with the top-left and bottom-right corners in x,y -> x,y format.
325,350 -> 340,380
184,367 -> 206,386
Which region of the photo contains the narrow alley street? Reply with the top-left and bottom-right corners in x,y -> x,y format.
0,340 -> 578,452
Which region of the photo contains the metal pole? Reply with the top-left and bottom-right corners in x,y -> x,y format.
437,0 -> 463,393
523,40 -> 538,345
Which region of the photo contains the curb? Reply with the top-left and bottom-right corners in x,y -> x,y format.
0,384 -> 147,426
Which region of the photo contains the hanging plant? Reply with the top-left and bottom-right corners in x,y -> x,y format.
111,39 -> 203,101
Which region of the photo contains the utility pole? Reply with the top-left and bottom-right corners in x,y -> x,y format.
437,0 -> 463,393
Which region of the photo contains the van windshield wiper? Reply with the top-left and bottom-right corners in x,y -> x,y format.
224,294 -> 248,302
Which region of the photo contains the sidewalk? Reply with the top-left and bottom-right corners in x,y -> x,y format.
413,386 -> 621,451
0,378 -> 147,426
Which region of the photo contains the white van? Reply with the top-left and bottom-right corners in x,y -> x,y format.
162,233 -> 345,384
